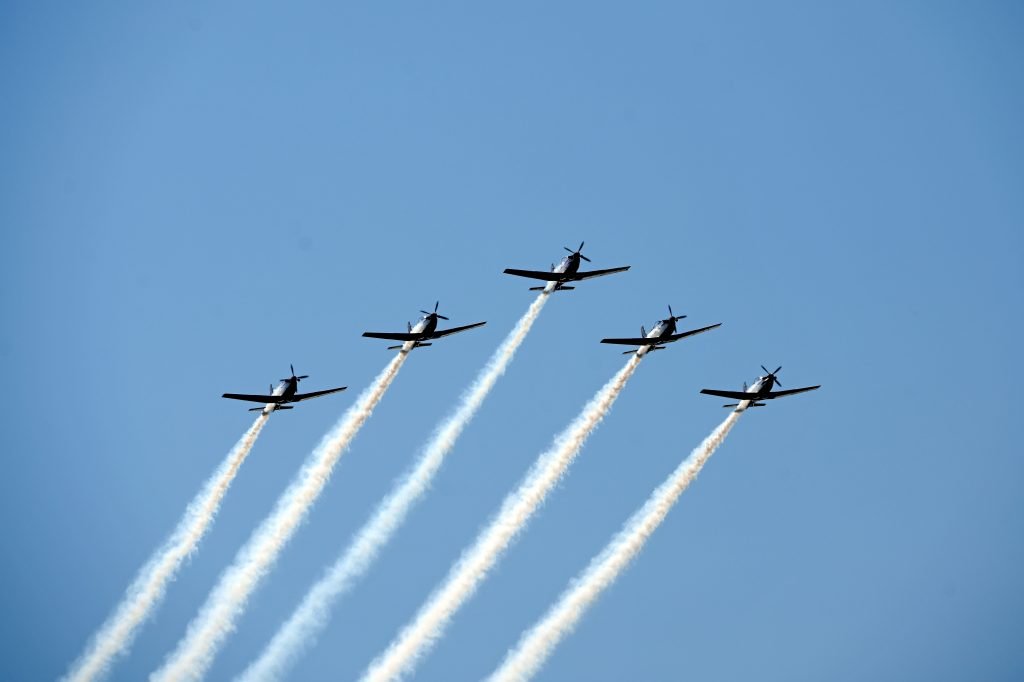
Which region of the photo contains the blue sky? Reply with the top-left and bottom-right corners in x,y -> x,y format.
2,2 -> 1022,680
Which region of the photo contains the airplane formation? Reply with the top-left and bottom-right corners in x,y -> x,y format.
73,241 -> 821,682
222,242 -> 819,414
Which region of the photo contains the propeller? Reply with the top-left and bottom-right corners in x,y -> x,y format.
665,304 -> 686,322
563,241 -> 591,262
420,301 -> 449,320
761,365 -> 782,387
282,364 -> 309,382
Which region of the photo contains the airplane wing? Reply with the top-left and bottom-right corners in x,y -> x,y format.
699,389 -> 756,401
661,323 -> 722,343
762,385 -> 821,399
600,336 -> 662,346
425,321 -> 487,339
567,266 -> 631,281
700,385 -> 820,401
222,393 -> 288,404
601,323 -> 720,347
290,386 -> 348,402
362,331 -> 421,341
503,268 -> 564,282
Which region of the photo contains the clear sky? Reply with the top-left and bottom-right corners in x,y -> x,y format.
2,2 -> 1022,680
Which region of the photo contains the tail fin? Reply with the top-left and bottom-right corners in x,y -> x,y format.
620,349 -> 638,355
722,403 -> 738,408
528,286 -> 546,291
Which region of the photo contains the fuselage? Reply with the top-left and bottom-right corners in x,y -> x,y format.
543,253 -> 581,293
733,374 -> 776,412
261,379 -> 294,415
635,318 -> 676,357
403,313 -> 438,351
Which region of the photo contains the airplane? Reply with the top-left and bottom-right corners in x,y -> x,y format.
700,366 -> 820,412
503,241 -> 630,293
600,305 -> 721,357
222,365 -> 347,415
362,301 -> 487,351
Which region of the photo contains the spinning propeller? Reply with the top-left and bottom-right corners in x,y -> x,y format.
420,301 -> 449,320
663,304 -> 687,323
563,241 -> 591,262
761,365 -> 783,387
282,364 -> 309,383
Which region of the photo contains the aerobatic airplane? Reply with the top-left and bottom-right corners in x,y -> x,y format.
601,305 -> 721,357
362,301 -> 486,350
504,241 -> 630,293
700,366 -> 820,412
222,365 -> 347,414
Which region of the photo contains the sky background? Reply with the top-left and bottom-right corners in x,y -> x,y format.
2,2 -> 1022,680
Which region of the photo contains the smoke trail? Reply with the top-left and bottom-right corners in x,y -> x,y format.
361,355 -> 642,682
489,411 -> 742,682
240,294 -> 549,682
153,353 -> 407,682
64,415 -> 269,682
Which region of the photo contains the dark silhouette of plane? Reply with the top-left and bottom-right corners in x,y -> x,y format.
222,365 -> 347,414
600,305 -> 721,357
504,242 -> 630,292
362,302 -> 486,351
700,366 -> 820,412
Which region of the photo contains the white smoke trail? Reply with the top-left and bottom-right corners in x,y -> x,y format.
240,294 -> 549,682
65,414 -> 269,682
152,353 -> 408,682
361,355 -> 642,682
489,411 -> 742,682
